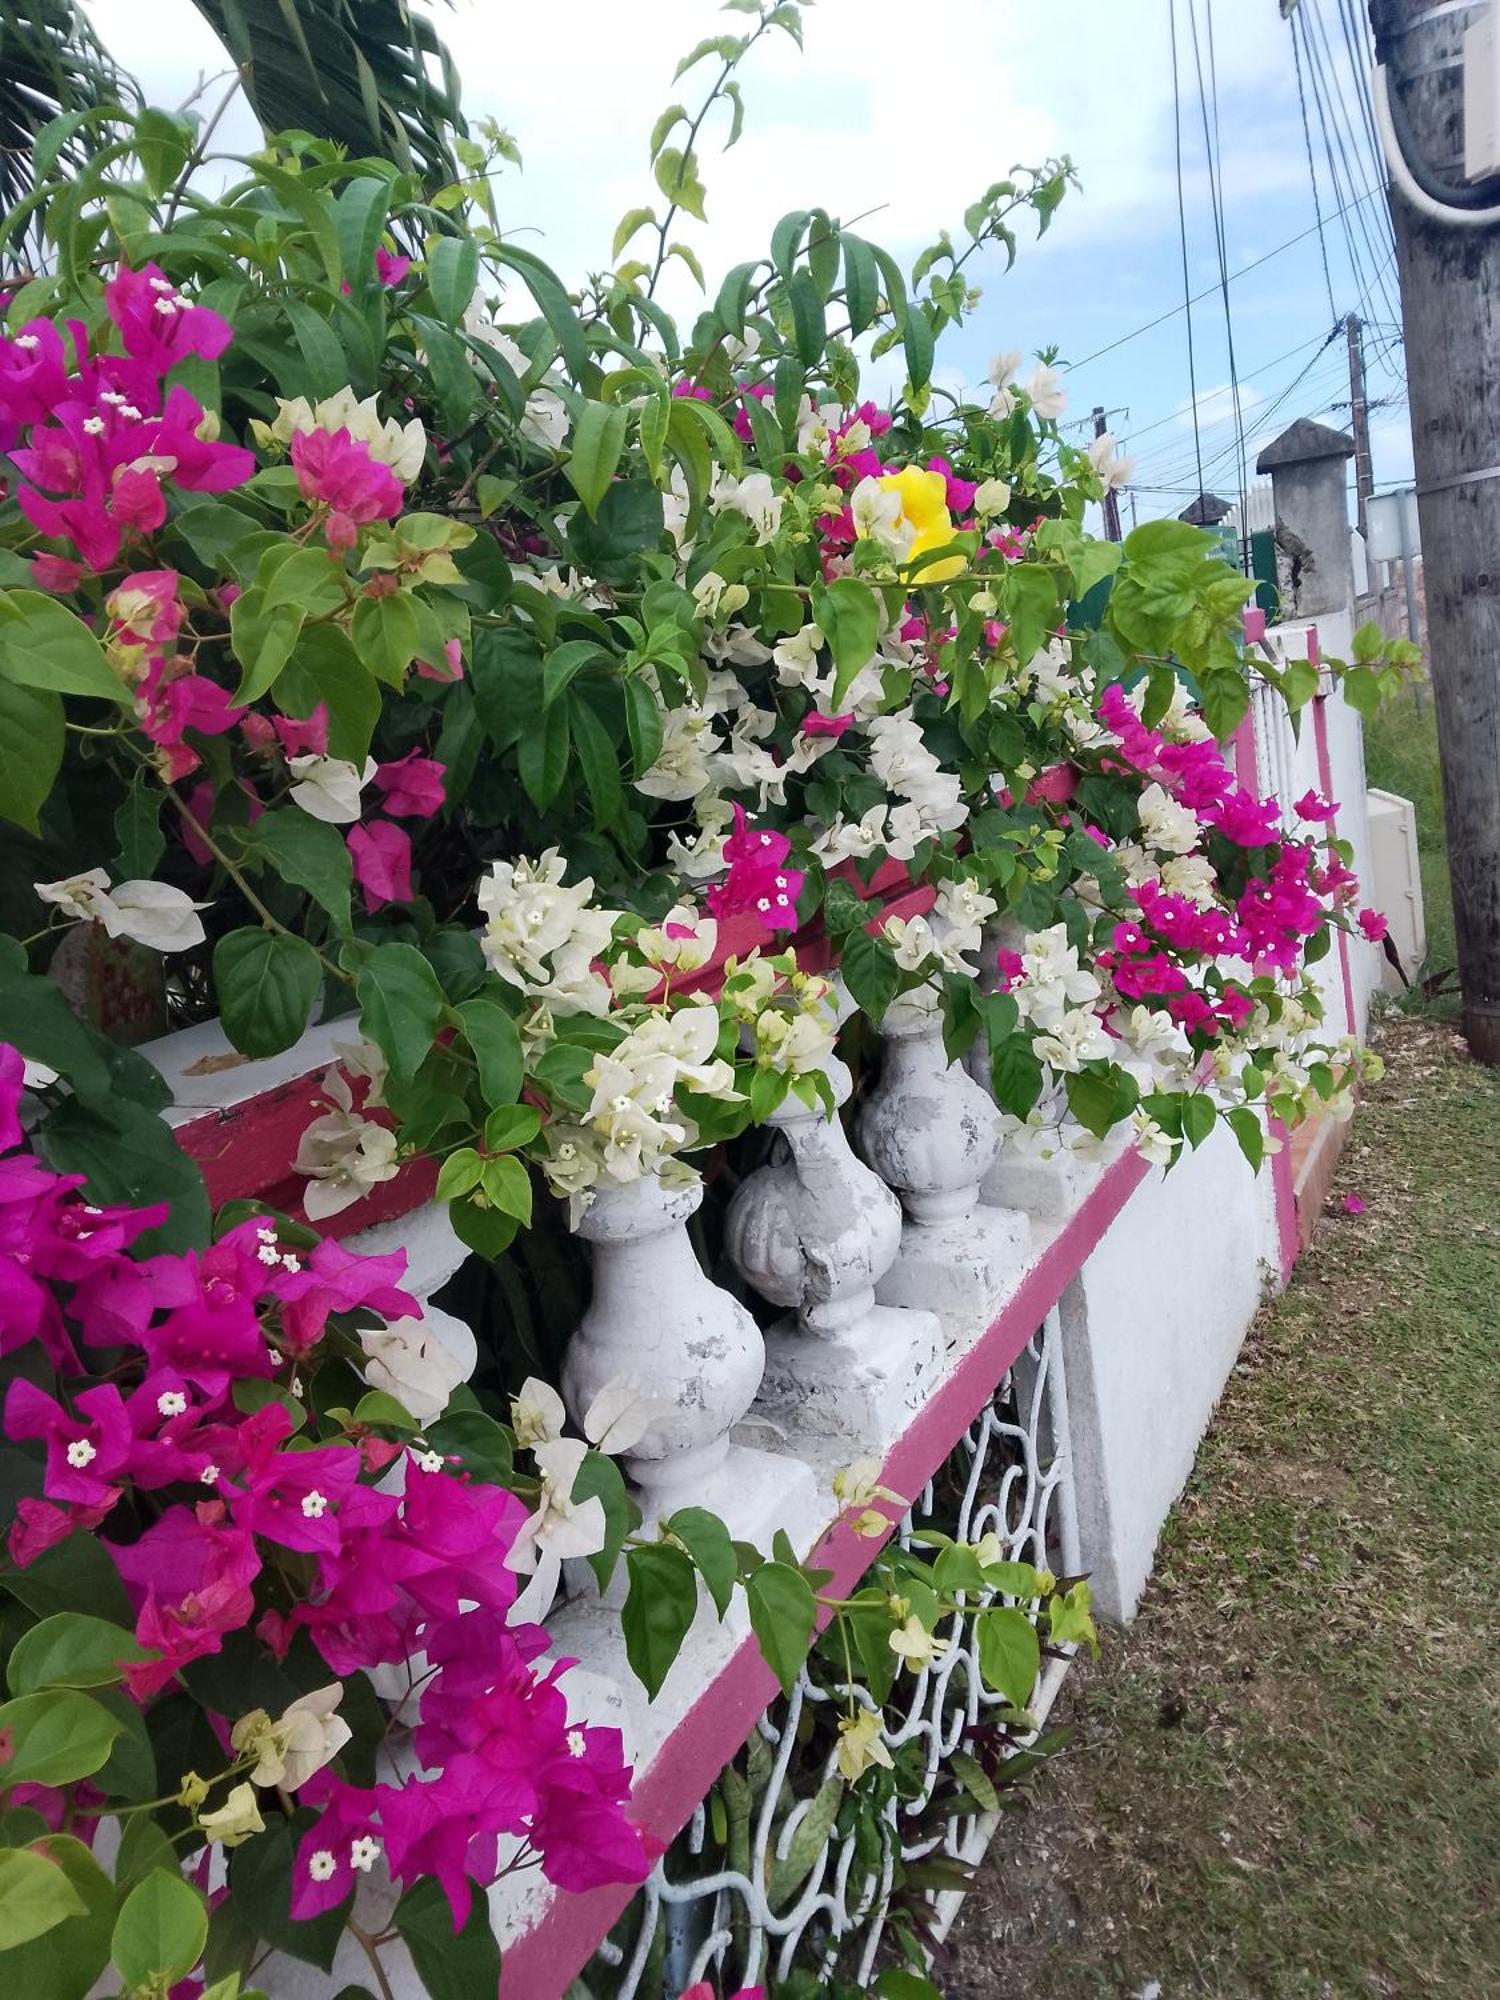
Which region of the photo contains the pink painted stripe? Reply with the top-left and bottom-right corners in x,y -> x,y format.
1311,694 -> 1358,1038
501,1138 -> 1155,2000
1269,1114 -> 1299,1283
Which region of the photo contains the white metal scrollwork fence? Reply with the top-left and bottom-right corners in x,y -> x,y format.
585,1305 -> 1081,1997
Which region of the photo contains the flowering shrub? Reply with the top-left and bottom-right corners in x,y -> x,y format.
0,1 -> 1413,1982
0,1040 -> 664,1990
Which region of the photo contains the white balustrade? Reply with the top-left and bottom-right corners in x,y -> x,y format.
857,990 -> 1029,1345
561,1170 -> 818,1549
724,1053 -> 943,1448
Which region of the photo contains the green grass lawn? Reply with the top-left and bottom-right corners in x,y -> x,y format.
1364,692 -> 1458,1007
948,1015 -> 1500,1999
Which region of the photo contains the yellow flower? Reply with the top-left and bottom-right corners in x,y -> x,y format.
198,1781 -> 265,1848
836,1707 -> 895,1782
877,466 -> 966,582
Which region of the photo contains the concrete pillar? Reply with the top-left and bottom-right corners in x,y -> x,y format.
1255,417 -> 1356,620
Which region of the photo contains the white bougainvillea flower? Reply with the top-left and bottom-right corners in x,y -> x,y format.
511,1375 -> 567,1448
288,754 -> 377,824
1137,781 -> 1201,857
232,1684 -> 351,1792
505,1436 -> 608,1625
34,869 -> 207,953
692,571 -> 749,620
973,476 -> 1013,518
987,348 -> 1023,391
849,475 -> 912,558
635,705 -> 719,802
888,1614 -> 951,1673
633,903 -> 718,975
359,1317 -> 466,1425
462,318 -> 569,452
582,1375 -> 668,1456
294,1068 -> 400,1219
712,470 -> 783,543
263,386 -> 426,482
1086,428 -> 1135,493
1033,1007 -> 1116,1074
1023,362 -> 1068,420
836,1707 -> 895,1782
197,1782 -> 265,1847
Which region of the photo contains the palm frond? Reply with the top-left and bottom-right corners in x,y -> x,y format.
188,0 -> 466,188
0,0 -> 138,242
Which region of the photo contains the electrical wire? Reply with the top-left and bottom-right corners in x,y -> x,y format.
1292,3 -> 1341,324
1167,0 -> 1205,505
1298,5 -> 1402,331
1064,189 -> 1388,375
1304,0 -> 1404,331
1191,0 -> 1251,561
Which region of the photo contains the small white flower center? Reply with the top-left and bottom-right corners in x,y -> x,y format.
66,1438 -> 97,1468
301,1490 -> 329,1518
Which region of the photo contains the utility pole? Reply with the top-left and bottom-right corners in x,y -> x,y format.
1092,404 -> 1123,543
1374,0 -> 1500,1064
1344,312 -> 1374,542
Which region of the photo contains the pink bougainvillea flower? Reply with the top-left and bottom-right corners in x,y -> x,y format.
348,820 -> 413,913
415,637 -> 465,682
0,319 -> 73,449
799,710 -> 853,739
1342,1193 -> 1367,1215
271,706 -> 330,760
372,748 -> 446,818
112,1502 -> 263,1697
223,1404 -> 362,1556
275,1235 -> 418,1353
1203,786 -> 1283,849
290,426 -> 404,546
291,1776 -> 385,1919
706,806 -> 803,934
1357,907 -> 1388,943
104,264 -> 234,371
137,665 -> 247,782
107,569 -> 183,648
0,1043 -> 23,1154
1293,788 -> 1339,823
3,1379 -> 133,1509
29,553 -> 83,593
375,247 -> 412,286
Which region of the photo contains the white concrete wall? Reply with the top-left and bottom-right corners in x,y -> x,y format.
1060,1116 -> 1277,1621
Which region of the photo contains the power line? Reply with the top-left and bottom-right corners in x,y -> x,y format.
1064,188 -> 1388,374
1292,4 -> 1340,323
1168,0 -> 1205,503
1190,0 -> 1251,551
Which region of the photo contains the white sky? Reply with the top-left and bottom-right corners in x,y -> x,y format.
87,0 -> 1415,519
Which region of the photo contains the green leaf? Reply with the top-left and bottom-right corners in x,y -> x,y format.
811,575 -> 874,683
622,1544 -> 699,1699
245,810 -> 353,935
1227,1104 -> 1265,1172
355,943 -> 446,1082
838,926 -> 900,1026
991,1032 -> 1044,1119
612,206 -> 656,261
566,400 -> 630,518
653,145 -> 707,221
902,307 -> 935,392
787,269 -> 825,366
230,585 -> 304,703
0,1834 -> 112,1990
648,103 -> 688,162
334,177 -> 391,296
483,1104 -> 541,1153
454,998 -> 524,1107
569,694 -> 625,829
424,1408 -> 513,1484
111,1869 -> 207,1989
6,1614 -> 150,1696
1,1521 -> 133,1627
214,930 -> 322,1059
1064,1064 -> 1137,1141
746,1561 -> 816,1696
278,626 -> 381,765
393,1876 -> 500,2000
284,298 -> 347,401
0,681 -> 63,835
622,676 -> 663,777
491,242 -> 588,378
427,234 -> 479,326
0,592 -> 130,706
767,1775 -> 844,1908
666,1506 -> 737,1617
112,773 -> 165,880
1200,667 -> 1251,742
1182,1092 -> 1217,1149
0,1689 -> 121,1787
479,1153 -> 532,1226
951,1746 -> 1000,1812
975,1605 -> 1040,1707
171,501 -> 265,572
542,639 -> 603,707
350,593 -> 420,687
434,1147 -> 482,1202
841,232 -> 880,336
229,1821 -> 347,1971
37,1098 -> 209,1254
261,546 -> 346,617
517,698 -> 571,812
574,1449 -> 636,1591
0,1845 -> 86,1950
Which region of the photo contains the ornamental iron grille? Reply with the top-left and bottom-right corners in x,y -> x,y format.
583,1306 -> 1081,1998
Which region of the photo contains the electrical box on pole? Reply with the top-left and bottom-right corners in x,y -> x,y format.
1463,4 -> 1500,180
